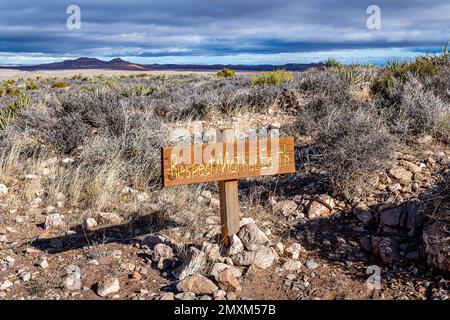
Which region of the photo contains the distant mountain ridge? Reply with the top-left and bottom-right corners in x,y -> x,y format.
0,57 -> 321,72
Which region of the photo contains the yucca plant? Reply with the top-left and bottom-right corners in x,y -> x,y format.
0,94 -> 32,130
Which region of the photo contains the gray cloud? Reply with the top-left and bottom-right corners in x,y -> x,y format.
0,0 -> 449,63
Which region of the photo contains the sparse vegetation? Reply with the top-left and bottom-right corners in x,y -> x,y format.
217,67 -> 236,78
251,69 -> 294,85
51,80 -> 70,88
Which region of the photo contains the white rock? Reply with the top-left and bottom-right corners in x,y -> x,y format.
97,276 -> 120,297
209,263 -> 242,282
200,190 -> 212,199
0,280 -> 13,291
306,259 -> 319,270
227,234 -> 244,256
63,265 -> 82,291
44,213 -> 64,230
82,218 -> 98,231
19,271 -> 31,282
0,235 -> 7,243
0,184 -> 8,196
253,247 -> 276,269
284,243 -> 306,260
239,218 -> 255,227
237,222 -> 269,251
39,257 -> 49,269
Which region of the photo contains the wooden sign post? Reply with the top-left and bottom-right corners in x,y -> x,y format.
161,131 -> 295,245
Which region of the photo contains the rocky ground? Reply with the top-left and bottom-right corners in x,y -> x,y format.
0,134 -> 449,301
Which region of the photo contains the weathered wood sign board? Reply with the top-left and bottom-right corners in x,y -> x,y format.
162,137 -> 295,187
161,135 -> 296,245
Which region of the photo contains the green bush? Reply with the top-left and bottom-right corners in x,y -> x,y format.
217,67 -> 236,78
251,69 -> 293,85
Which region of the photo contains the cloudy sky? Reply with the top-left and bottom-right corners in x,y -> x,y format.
0,0 -> 449,65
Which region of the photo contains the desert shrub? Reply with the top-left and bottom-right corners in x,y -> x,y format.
5,86 -> 21,96
370,49 -> 448,98
26,80 -> 40,90
295,68 -> 351,100
251,69 -> 293,86
51,81 -> 69,88
313,107 -> 395,198
378,75 -> 450,142
324,58 -> 342,69
217,67 -> 236,78
0,94 -> 32,130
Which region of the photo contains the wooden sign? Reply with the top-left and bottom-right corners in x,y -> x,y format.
161,135 -> 296,245
162,137 -> 295,187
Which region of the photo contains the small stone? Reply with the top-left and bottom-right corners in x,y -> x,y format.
388,167 -> 413,185
227,235 -> 244,256
152,243 -> 174,269
0,235 -> 7,243
97,276 -> 120,297
399,160 -> 422,173
18,270 -> 31,282
357,211 -> 374,226
209,263 -> 242,281
253,247 -> 276,269
203,242 -> 221,262
98,212 -> 124,225
63,265 -> 82,291
306,259 -> 319,270
237,222 -> 269,251
273,200 -> 298,216
121,262 -> 135,272
176,274 -> 218,294
380,207 -> 403,226
231,251 -> 256,266
205,216 -> 220,225
15,215 -> 27,224
217,268 -> 241,293
282,259 -> 303,271
275,242 -> 285,255
82,218 -> 98,231
239,217 -> 255,227
44,213 -> 64,230
308,201 -> 331,219
201,190 -> 212,199
284,243 -> 306,260
0,184 -> 8,196
316,194 -> 336,210
209,198 -> 220,208
158,292 -> 174,300
213,289 -> 227,300
38,257 -> 49,269
0,280 -> 13,291
172,247 -> 205,280
174,292 -> 196,300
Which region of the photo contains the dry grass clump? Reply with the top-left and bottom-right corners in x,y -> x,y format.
375,73 -> 450,143
313,107 -> 395,198
251,69 -> 293,86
